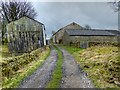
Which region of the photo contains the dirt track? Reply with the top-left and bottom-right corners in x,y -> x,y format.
19,46 -> 58,88
60,47 -> 94,88
19,45 -> 94,88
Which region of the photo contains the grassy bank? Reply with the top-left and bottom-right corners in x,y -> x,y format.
0,44 -> 10,59
46,45 -> 63,88
62,45 -> 120,88
2,46 -> 50,88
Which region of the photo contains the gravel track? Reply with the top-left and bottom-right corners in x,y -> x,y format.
60,47 -> 94,88
19,45 -> 94,88
19,46 -> 58,88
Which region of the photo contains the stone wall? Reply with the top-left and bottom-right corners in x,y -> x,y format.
0,17 -> 2,44
53,22 -> 82,44
52,34 -> 56,43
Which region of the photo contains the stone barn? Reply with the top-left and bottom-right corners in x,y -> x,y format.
0,27 -> 1,44
52,22 -> 83,44
6,16 -> 46,53
63,29 -> 120,48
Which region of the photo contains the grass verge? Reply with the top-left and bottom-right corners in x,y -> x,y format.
0,44 -> 10,58
46,45 -> 63,88
2,47 -> 50,88
60,45 -> 83,54
62,45 -> 120,89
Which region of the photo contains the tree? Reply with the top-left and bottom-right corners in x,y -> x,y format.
0,6 -> 7,44
0,0 -> 37,44
0,0 -> 37,23
109,1 -> 120,12
84,24 -> 91,29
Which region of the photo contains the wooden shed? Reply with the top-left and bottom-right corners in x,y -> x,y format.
6,16 -> 46,53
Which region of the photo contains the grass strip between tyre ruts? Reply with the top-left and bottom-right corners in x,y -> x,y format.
46,45 -> 63,88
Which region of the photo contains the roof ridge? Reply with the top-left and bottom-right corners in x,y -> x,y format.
8,16 -> 44,25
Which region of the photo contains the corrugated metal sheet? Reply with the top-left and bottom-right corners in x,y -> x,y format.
105,30 -> 120,36
66,29 -> 119,36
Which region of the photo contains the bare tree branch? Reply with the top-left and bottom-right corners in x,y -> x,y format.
109,1 -> 120,12
84,24 -> 91,29
0,0 -> 37,23
0,0 -> 37,43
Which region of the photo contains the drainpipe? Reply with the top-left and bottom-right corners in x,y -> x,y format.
42,24 -> 46,46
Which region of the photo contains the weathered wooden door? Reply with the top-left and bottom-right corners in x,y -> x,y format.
80,41 -> 88,49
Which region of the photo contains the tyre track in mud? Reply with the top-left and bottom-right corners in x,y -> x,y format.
19,46 -> 58,88
59,47 -> 94,88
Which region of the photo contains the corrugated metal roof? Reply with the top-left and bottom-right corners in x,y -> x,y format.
105,30 -> 120,36
66,29 -> 118,36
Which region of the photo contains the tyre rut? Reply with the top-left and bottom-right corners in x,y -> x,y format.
59,47 -> 94,88
19,46 -> 58,88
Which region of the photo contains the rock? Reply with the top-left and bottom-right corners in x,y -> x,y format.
114,81 -> 120,86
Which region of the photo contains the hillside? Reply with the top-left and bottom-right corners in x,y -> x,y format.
62,45 -> 120,88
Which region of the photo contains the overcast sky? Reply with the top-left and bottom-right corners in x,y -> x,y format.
31,2 -> 118,39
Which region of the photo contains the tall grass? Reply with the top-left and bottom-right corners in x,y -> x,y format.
62,45 -> 120,88
2,47 -> 50,88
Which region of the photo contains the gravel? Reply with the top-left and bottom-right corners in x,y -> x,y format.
59,47 -> 94,88
19,45 -> 94,88
19,46 -> 58,88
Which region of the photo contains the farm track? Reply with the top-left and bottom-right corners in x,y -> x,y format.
19,45 -> 94,88
19,46 -> 58,88
59,47 -> 94,88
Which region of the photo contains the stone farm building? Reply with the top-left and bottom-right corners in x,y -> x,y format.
6,16 -> 46,53
0,19 -> 1,44
52,22 -> 120,48
63,29 -> 120,48
52,22 -> 83,44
